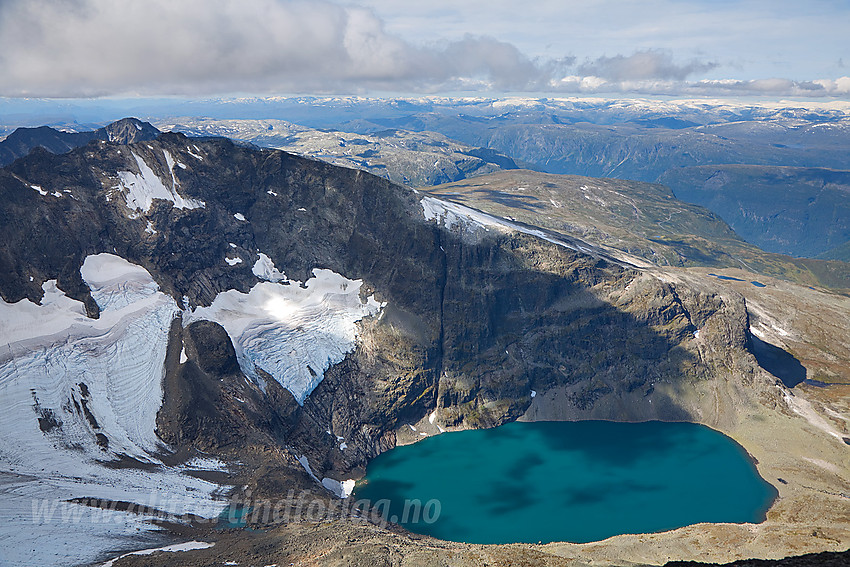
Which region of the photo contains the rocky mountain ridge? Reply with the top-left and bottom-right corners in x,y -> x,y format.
426,170 -> 850,291
6,106 -> 848,264
0,117 -> 160,166
155,117 -> 522,187
0,127 -> 847,566
660,165 -> 850,258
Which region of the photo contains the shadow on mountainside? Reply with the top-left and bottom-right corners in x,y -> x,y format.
748,334 -> 807,387
0,132 -> 738,485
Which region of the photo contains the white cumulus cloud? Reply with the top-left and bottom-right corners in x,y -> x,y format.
0,0 -> 846,99
0,0 -> 567,96
577,50 -> 718,82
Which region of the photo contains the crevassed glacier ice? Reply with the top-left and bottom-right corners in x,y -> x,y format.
0,254 -> 227,567
186,260 -> 384,404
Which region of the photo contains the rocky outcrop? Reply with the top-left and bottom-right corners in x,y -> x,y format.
0,129 -> 772,476
0,117 -> 160,166
0,128 -> 797,567
660,165 -> 850,259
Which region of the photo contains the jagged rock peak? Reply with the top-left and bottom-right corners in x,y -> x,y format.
0,118 -> 161,167
102,117 -> 161,144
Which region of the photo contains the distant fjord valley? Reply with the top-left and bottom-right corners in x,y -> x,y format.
0,97 -> 848,567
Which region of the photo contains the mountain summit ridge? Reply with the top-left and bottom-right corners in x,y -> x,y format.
0,124 -> 847,566
0,117 -> 160,167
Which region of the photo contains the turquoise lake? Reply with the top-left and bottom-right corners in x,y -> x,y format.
354,420 -> 777,544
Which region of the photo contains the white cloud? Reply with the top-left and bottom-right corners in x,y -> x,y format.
352,0 -> 850,81
576,50 -> 717,82
0,0 -> 567,96
814,77 -> 850,95
0,0 -> 845,98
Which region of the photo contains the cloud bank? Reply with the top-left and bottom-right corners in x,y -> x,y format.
0,0 -> 846,98
0,0 -> 561,96
576,51 -> 718,82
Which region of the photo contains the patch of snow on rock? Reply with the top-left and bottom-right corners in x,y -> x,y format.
100,541 -> 215,567
118,151 -> 204,213
321,478 -> 356,499
296,455 -> 318,481
183,456 -> 230,472
252,253 -> 287,282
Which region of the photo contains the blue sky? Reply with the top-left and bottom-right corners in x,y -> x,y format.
357,0 -> 849,81
0,0 -> 846,98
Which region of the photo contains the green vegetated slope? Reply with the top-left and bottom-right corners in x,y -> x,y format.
819,239 -> 850,262
427,169 -> 850,291
660,165 -> 850,258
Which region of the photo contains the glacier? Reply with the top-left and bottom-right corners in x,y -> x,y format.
0,254 -> 227,567
185,258 -> 384,404
420,195 -> 596,255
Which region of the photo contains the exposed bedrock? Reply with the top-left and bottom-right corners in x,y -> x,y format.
1,130 -> 776,514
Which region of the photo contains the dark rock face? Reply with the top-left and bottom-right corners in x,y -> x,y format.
102,117 -> 161,145
665,548 -> 850,567
157,319 -> 301,453
0,126 -> 99,166
0,127 -> 759,485
185,320 -> 241,376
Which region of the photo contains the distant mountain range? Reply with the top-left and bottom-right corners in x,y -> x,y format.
307,98 -> 850,262
660,165 -> 850,259
0,117 -> 160,166
3,110 -> 849,269
159,105 -> 850,264
155,117 -> 523,187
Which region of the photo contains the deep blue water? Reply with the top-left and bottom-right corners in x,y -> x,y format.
354,420 -> 776,544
